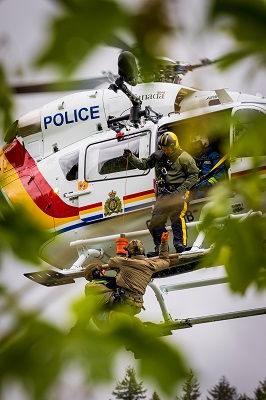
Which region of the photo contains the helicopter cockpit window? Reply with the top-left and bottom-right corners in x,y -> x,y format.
233,109 -> 266,157
59,151 -> 79,181
85,131 -> 151,181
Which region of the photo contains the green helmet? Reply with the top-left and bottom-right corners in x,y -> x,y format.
127,239 -> 145,256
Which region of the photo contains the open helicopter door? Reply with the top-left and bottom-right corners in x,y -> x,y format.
77,127 -> 157,237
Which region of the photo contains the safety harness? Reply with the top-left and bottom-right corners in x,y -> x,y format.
197,154 -> 228,183
91,275 -> 139,306
154,149 -> 183,192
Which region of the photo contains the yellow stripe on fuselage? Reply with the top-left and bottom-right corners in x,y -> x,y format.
0,156 -> 80,231
79,205 -> 103,216
124,192 -> 155,204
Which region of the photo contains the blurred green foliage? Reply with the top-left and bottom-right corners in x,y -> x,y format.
209,0 -> 266,69
36,0 -> 174,78
0,293 -> 187,399
0,65 -> 13,133
0,0 -> 266,399
0,201 -> 51,265
197,112 -> 266,294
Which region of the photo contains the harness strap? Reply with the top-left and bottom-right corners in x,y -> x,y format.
157,151 -> 184,187
197,154 -> 228,183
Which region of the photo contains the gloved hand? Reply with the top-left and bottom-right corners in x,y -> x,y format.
123,149 -> 132,158
207,177 -> 218,185
161,231 -> 170,243
84,263 -> 103,281
160,187 -> 171,194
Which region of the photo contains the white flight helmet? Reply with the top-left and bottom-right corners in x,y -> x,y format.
191,134 -> 209,147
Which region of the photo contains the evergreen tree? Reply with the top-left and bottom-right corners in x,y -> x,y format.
207,376 -> 238,400
112,366 -> 147,400
149,391 -> 161,400
254,378 -> 266,400
176,369 -> 201,400
238,394 -> 253,400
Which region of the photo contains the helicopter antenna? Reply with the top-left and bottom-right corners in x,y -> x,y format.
108,51 -> 144,127
109,76 -> 142,126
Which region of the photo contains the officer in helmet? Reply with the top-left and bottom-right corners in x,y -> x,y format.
123,131 -> 199,256
190,134 -> 227,199
84,232 -> 170,329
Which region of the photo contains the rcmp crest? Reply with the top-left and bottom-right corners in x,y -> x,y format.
104,190 -> 123,216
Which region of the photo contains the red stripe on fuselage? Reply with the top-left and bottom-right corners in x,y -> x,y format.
123,189 -> 154,200
79,202 -> 102,212
231,165 -> 266,177
4,139 -> 79,218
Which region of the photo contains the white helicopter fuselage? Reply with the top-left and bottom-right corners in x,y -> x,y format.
1,82 -> 266,269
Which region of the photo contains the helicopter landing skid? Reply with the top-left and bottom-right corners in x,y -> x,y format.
145,306 -> 266,336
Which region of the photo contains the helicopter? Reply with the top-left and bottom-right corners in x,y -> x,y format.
1,51 -> 266,298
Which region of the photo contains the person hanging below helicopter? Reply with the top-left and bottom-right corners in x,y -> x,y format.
123,132 -> 199,256
83,231 -> 170,329
190,134 -> 227,199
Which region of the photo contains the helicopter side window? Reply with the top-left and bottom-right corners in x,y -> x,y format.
59,150 -> 79,181
85,131 -> 151,181
232,124 -> 249,157
233,109 -> 266,157
98,137 -> 139,175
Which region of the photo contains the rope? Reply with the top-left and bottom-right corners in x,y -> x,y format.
121,153 -> 129,236
120,94 -> 132,237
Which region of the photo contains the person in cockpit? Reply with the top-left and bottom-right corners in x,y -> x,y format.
190,134 -> 227,199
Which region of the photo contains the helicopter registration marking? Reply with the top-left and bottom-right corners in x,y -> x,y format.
43,105 -> 100,129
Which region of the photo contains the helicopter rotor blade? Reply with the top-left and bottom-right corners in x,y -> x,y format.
11,76 -> 112,94
10,53 -> 220,94
190,57 -> 220,70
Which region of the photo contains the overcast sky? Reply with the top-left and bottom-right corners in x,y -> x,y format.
1,0 -> 266,399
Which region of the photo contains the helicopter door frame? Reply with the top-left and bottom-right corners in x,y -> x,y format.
158,109 -> 231,225
78,128 -> 156,224
229,105 -> 266,180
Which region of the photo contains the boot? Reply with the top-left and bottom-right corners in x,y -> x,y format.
147,245 -> 160,258
175,243 -> 185,253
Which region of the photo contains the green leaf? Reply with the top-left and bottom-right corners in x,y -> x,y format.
0,313 -> 66,400
35,0 -> 131,75
0,65 -> 14,135
0,204 -> 52,265
209,0 -> 266,69
70,295 -> 188,396
201,209 -> 266,294
35,0 -> 174,77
